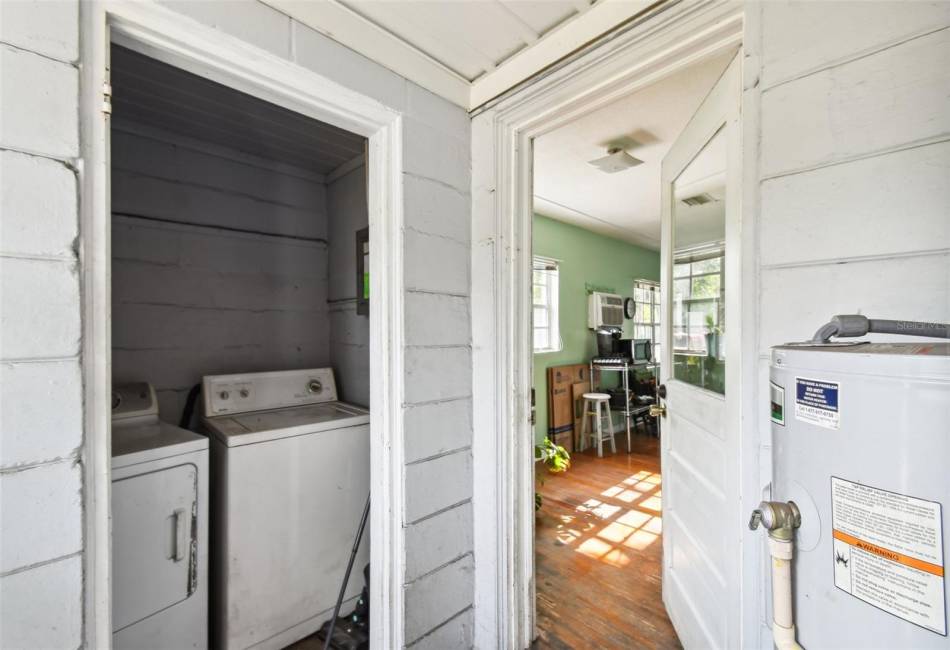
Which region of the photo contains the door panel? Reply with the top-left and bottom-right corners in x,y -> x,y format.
659,54 -> 741,649
112,463 -> 198,631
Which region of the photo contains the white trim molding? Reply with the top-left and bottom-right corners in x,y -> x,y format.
79,3 -> 405,647
470,2 -> 745,647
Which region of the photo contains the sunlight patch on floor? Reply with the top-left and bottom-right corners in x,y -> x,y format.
565,469 -> 664,563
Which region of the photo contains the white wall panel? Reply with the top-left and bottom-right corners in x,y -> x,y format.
0,360 -> 82,469
404,449 -> 472,523
0,45 -> 78,159
407,606 -> 474,650
760,140 -> 950,266
0,258 -> 80,360
0,150 -> 77,258
157,0 -> 292,58
1,461 -> 82,573
403,554 -> 475,644
404,397 -> 472,464
0,555 -> 82,649
760,0 -> 950,88
405,502 -> 473,582
0,0 -> 79,62
760,28 -> 950,178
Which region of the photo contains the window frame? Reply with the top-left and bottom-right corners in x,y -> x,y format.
672,251 -> 725,357
632,279 -> 661,359
532,256 -> 561,354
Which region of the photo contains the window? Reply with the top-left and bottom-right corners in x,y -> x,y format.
533,257 -> 560,353
672,253 -> 723,356
632,280 -> 660,359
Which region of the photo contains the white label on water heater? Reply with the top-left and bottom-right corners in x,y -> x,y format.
831,477 -> 946,635
795,377 -> 839,429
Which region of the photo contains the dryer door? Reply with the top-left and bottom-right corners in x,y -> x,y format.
112,463 -> 198,631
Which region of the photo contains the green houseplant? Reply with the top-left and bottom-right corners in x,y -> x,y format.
535,437 -> 570,511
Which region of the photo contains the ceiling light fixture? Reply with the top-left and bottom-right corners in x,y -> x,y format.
588,147 -> 644,174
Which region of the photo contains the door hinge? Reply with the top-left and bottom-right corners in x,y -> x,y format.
102,81 -> 113,115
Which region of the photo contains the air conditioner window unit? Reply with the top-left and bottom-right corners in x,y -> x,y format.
588,292 -> 624,329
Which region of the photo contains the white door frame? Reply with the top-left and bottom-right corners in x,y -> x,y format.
79,3 -> 405,647
470,2 -> 754,647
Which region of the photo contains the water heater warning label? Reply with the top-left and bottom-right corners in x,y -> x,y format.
795,377 -> 839,429
831,477 -> 946,635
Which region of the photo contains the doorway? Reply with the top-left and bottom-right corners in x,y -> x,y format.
79,4 -> 404,647
529,50 -> 734,648
470,2 -> 749,647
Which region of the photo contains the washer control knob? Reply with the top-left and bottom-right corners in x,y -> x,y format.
219,390 -> 230,400
240,389 -> 249,398
307,380 -> 322,394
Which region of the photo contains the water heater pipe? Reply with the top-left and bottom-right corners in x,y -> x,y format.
750,501 -> 803,650
812,314 -> 950,343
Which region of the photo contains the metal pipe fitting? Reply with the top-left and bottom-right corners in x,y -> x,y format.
749,500 -> 801,540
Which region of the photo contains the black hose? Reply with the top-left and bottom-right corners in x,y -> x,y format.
324,493 -> 370,650
179,383 -> 202,429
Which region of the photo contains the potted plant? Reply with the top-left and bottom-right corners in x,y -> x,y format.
534,437 -> 570,510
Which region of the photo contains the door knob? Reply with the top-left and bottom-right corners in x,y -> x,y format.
649,404 -> 667,418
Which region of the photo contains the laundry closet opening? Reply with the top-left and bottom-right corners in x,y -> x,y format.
109,44 -> 372,650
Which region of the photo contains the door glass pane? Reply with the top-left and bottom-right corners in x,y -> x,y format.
671,128 -> 726,394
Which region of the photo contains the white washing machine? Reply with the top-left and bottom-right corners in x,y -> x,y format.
201,368 -> 370,650
111,383 -> 209,649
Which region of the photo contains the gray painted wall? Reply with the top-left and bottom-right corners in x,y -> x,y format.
111,125 -> 332,424
327,160 -> 370,407
0,1 -> 473,648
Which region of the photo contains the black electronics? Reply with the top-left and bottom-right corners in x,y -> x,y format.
595,327 -> 622,357
617,338 -> 652,364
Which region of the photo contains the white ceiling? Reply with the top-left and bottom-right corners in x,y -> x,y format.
264,0 -> 657,109
338,0 -> 589,82
533,51 -> 734,250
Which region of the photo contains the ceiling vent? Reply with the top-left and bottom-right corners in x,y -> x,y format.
588,147 -> 643,174
681,192 -> 717,206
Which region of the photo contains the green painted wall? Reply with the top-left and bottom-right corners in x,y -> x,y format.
533,214 -> 660,443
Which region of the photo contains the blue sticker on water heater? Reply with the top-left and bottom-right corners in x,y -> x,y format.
795,377 -> 840,430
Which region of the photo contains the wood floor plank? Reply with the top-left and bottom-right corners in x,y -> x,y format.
534,433 -> 681,650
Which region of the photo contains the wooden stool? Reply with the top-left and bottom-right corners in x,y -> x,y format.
581,393 -> 615,457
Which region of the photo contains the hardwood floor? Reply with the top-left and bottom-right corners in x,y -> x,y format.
534,432 -> 681,650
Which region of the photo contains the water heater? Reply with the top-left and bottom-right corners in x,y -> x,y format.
768,340 -> 949,647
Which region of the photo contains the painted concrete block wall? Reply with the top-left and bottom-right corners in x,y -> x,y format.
748,1 -> 950,645
111,125 -> 331,423
327,160 -> 371,406
0,1 -> 83,647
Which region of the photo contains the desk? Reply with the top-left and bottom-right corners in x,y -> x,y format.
589,360 -> 659,448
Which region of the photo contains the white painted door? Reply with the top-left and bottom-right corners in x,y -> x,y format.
657,55 -> 742,649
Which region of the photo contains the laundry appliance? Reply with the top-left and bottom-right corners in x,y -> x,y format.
202,367 -> 370,650
111,382 -> 209,649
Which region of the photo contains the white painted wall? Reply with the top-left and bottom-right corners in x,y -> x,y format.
0,1 -> 84,646
327,158 -> 370,407
1,1 -> 472,647
745,2 -> 950,646
111,125 -> 331,423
